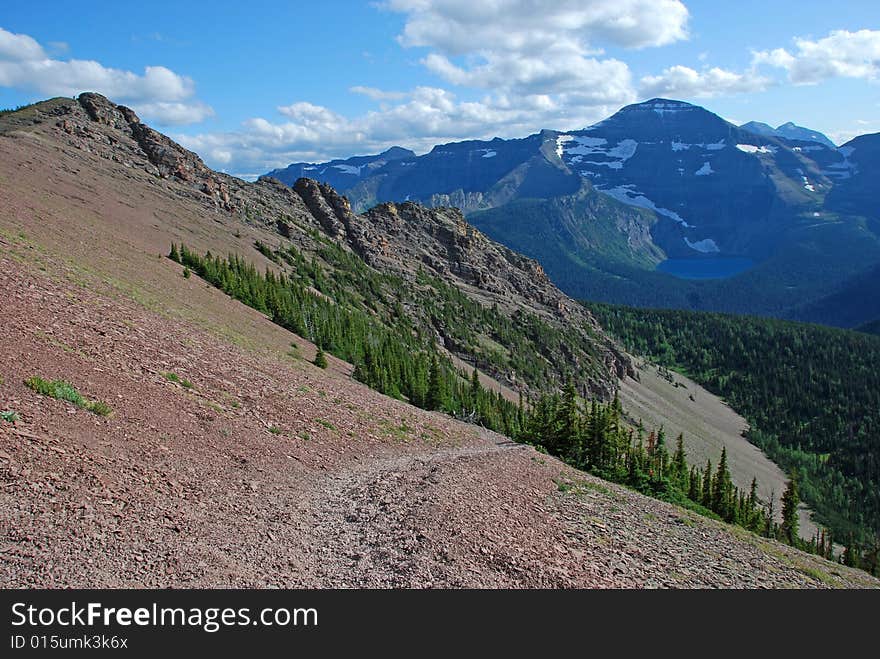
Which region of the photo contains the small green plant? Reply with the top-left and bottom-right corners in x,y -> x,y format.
182,267 -> 191,279
299,432 -> 311,441
268,425 -> 282,435
182,380 -> 194,389
25,376 -> 112,416
26,376 -> 86,407
87,401 -> 113,417
314,348 -> 328,369
1,410 -> 19,423
163,372 -> 181,383
316,419 -> 335,430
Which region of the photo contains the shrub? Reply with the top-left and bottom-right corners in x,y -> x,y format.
25,376 -> 112,417
314,348 -> 328,369
87,401 -> 113,417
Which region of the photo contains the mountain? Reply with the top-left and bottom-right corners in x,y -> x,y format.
265,145 -> 415,193
824,132 -> 880,218
739,121 -> 778,138
775,122 -> 837,149
3,94 -> 878,588
741,120 -> 837,149
264,98 -> 880,321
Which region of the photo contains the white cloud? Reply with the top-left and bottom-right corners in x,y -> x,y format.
0,27 -> 45,61
385,0 -> 689,54
134,101 -> 215,126
381,0 -> 688,105
753,29 -> 880,84
0,26 -> 211,125
640,65 -> 772,98
350,85 -> 408,101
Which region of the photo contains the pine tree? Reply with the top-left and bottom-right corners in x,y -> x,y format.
169,243 -> 180,262
314,348 -> 328,369
701,459 -> 713,509
672,433 -> 688,490
688,465 -> 702,502
426,356 -> 444,411
780,474 -> 800,546
712,447 -> 733,520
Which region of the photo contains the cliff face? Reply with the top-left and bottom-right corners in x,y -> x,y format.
2,92 -> 631,396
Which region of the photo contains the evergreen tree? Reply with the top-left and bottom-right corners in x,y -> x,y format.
712,447 -> 733,520
426,356 -> 444,411
701,459 -> 713,509
672,433 -> 688,490
313,348 -> 328,369
780,474 -> 800,546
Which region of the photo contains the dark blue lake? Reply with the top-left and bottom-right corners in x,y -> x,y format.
656,257 -> 754,280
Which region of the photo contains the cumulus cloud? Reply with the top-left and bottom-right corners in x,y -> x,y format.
752,29 -> 880,84
381,0 -> 689,104
385,0 -> 689,54
640,65 -> 772,98
0,26 -> 212,125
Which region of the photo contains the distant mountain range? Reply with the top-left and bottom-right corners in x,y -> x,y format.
264,98 -> 880,329
739,121 -> 837,149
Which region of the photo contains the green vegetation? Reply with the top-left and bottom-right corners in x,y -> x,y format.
1,410 -> 19,423
314,348 -> 328,369
169,243 -> 524,435
24,376 -> 112,416
522,386 -> 771,536
163,372 -> 193,389
588,302 -> 880,571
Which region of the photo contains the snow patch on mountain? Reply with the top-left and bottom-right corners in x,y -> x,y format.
695,162 -> 714,176
672,139 -> 725,152
736,144 -> 776,155
562,136 -> 638,170
555,135 -> 574,159
332,164 -> 363,175
600,184 -> 693,228
648,101 -> 695,116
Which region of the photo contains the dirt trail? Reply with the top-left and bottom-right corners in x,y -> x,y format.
305,436 -> 523,588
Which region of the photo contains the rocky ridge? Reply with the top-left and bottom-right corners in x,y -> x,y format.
1,93 -> 631,395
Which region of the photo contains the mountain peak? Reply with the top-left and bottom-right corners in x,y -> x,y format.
379,146 -> 416,160
740,119 -> 836,148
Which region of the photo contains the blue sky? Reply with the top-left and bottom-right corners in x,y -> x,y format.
2,1 -> 879,177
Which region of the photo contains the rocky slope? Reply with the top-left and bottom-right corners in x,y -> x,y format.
0,251 -> 875,588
